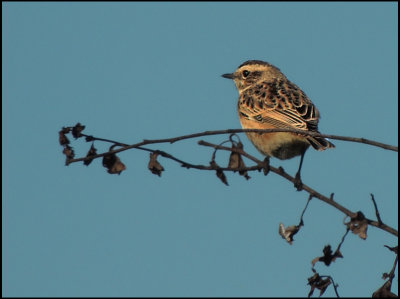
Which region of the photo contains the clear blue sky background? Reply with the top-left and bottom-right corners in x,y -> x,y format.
2,2 -> 398,297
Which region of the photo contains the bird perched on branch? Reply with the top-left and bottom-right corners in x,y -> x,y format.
222,60 -> 334,189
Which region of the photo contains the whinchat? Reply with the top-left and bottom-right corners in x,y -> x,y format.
222,60 -> 334,189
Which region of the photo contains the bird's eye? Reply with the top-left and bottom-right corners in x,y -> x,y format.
242,70 -> 250,78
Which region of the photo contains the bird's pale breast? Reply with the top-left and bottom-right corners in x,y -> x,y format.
239,113 -> 310,160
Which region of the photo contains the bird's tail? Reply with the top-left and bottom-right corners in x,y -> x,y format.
307,135 -> 335,151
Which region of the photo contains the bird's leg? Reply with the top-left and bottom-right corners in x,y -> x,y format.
294,151 -> 306,191
262,156 -> 270,175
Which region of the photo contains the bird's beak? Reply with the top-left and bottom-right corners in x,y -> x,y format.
221,73 -> 235,79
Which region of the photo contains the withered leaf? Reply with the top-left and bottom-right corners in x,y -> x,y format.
238,159 -> 250,180
102,153 -> 115,169
372,280 -> 397,298
216,169 -> 228,185
61,127 -> 71,134
307,273 -> 331,297
109,158 -> 126,175
345,211 -> 368,240
84,144 -> 97,166
228,143 -> 250,180
102,153 -> 126,175
72,122 -> 85,139
228,151 -> 240,169
278,223 -> 300,245
311,245 -> 343,267
210,160 -> 228,186
62,145 -> 75,160
148,152 -> 164,177
59,130 -> 70,146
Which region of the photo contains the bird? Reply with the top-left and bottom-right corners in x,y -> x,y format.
222,60 -> 334,190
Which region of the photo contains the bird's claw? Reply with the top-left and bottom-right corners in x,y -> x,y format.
294,172 -> 303,191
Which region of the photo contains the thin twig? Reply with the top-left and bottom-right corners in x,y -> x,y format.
370,193 -> 383,225
336,228 -> 350,253
384,246 -> 398,285
299,194 -> 313,226
389,254 -> 398,283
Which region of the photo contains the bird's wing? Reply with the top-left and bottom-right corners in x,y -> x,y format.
238,79 -> 320,132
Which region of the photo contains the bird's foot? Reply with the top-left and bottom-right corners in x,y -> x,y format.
294,172 -> 303,191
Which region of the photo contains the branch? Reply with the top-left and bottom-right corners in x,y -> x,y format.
197,140 -> 398,237
140,128 -> 398,152
60,124 -> 398,297
65,128 -> 398,165
59,124 -> 398,238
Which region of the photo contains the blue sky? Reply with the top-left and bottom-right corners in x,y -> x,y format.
2,2 -> 398,297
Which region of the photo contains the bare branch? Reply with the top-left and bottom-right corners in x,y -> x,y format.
59,125 -> 398,238
196,140 -> 398,237
139,128 -> 398,152
370,193 -> 383,225
59,123 -> 398,297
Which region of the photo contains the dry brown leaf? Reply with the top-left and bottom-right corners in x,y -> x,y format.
102,153 -> 126,175
59,130 -> 70,146
345,211 -> 368,240
278,223 -> 300,245
210,160 -> 228,186
72,122 -> 85,139
312,245 -> 343,267
372,280 -> 397,298
84,144 -> 97,166
307,273 -> 331,297
62,145 -> 74,160
228,143 -> 250,180
148,152 -> 164,176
